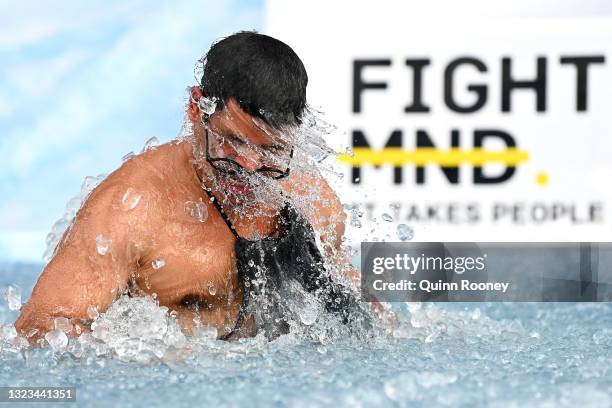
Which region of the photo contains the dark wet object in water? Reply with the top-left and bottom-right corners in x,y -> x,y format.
203,189 -> 370,340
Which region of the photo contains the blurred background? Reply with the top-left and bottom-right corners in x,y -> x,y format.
2,0 -> 612,267
0,0 -> 262,262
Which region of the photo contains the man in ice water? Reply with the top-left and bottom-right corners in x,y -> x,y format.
16,32 -> 374,343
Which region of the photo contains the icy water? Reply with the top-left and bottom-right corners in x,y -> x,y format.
1,263 -> 611,407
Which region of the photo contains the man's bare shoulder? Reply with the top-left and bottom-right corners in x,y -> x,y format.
110,140 -> 194,190
281,168 -> 346,248
75,140 -> 196,235
282,168 -> 344,216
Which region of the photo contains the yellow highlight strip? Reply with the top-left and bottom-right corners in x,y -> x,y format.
338,147 -> 529,167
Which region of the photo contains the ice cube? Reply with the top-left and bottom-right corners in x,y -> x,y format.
95,235 -> 111,256
0,324 -> 17,341
65,196 -> 82,217
4,285 -> 22,311
396,224 -> 414,241
91,323 -> 108,341
184,201 -> 207,223
121,187 -> 142,210
122,151 -> 135,162
54,317 -> 72,333
141,136 -> 159,153
298,300 -> 320,326
85,305 -> 99,322
151,258 -> 166,270
198,96 -> 217,116
45,329 -> 68,352
81,175 -> 97,192
196,325 -> 218,340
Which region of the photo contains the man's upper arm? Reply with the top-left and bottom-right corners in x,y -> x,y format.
15,180 -> 149,341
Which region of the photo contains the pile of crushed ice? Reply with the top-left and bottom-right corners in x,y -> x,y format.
1,282 -> 523,366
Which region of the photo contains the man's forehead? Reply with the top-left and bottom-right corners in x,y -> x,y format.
221,99 -> 287,145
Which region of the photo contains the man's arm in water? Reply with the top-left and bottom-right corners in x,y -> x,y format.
295,173 -> 387,316
286,172 -> 359,283
15,173 -> 149,344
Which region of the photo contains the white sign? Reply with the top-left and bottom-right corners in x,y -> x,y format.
266,2 -> 612,241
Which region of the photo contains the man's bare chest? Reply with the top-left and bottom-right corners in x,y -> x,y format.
133,205 -> 241,310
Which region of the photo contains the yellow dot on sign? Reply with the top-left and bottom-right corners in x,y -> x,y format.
536,172 -> 549,186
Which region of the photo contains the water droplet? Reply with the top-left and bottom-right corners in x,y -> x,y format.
152,258 -> 166,270
184,201 -> 208,222
4,284 -> 22,311
54,317 -> 72,333
121,188 -> 142,210
396,224 -> 414,241
207,282 -> 217,296
87,305 -> 99,320
95,235 -> 111,255
122,151 -> 135,162
350,218 -> 362,228
382,213 -> 393,222
248,259 -> 255,267
141,136 -> 159,152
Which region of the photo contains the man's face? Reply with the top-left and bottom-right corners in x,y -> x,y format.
190,90 -> 293,206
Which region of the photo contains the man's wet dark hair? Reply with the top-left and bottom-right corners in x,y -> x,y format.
200,31 -> 308,129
